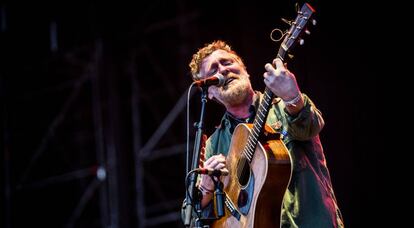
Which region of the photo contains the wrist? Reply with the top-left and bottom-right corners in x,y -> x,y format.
283,93 -> 302,107
199,184 -> 214,195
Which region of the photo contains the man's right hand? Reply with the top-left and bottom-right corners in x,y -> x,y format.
199,154 -> 227,192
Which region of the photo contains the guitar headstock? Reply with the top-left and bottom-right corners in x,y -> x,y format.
277,3 -> 316,61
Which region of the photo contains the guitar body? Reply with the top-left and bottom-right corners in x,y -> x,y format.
212,123 -> 292,228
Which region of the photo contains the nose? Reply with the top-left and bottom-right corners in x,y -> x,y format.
218,65 -> 229,76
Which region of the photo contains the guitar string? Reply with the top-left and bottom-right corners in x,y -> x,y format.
237,91 -> 272,182
233,7 -> 312,182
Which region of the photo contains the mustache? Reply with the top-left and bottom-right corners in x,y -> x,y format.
224,75 -> 239,87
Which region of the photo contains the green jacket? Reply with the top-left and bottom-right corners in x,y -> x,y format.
204,92 -> 344,228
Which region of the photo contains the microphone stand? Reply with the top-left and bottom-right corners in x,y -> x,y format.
183,86 -> 209,227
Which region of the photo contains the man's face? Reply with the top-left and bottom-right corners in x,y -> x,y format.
199,50 -> 252,106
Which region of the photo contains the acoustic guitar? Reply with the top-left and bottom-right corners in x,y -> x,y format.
212,3 -> 316,227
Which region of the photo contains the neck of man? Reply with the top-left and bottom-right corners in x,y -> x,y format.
225,89 -> 254,119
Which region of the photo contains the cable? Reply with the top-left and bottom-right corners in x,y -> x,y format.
184,82 -> 196,206
186,82 -> 196,177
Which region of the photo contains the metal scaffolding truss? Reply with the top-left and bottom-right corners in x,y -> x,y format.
3,40 -> 120,228
2,1 -> 201,228
136,88 -> 195,227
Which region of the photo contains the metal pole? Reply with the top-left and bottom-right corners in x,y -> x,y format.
91,39 -> 110,228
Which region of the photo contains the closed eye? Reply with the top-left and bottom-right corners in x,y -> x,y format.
206,63 -> 218,77
220,59 -> 233,66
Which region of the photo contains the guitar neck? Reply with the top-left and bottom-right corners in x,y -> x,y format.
243,87 -> 274,163
277,45 -> 288,62
242,2 -> 315,163
243,44 -> 288,163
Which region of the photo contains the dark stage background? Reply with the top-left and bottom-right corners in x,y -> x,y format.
1,1 -> 383,227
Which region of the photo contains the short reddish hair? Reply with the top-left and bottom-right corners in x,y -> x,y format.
189,40 -> 244,80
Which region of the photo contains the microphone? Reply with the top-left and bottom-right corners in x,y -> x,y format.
195,168 -> 229,176
194,74 -> 225,87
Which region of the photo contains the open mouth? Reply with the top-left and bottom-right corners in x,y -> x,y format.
225,77 -> 236,86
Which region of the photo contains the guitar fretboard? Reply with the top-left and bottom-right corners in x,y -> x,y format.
242,87 -> 274,163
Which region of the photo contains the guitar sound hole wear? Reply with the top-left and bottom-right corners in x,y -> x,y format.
237,157 -> 251,187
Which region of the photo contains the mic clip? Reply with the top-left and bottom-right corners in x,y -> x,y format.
194,168 -> 229,176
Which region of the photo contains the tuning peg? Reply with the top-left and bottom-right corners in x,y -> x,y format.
288,54 -> 294,59
299,39 -> 305,45
312,19 -> 317,26
281,18 -> 292,26
305,29 -> 311,35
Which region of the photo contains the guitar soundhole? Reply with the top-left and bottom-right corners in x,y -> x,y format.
237,156 -> 251,187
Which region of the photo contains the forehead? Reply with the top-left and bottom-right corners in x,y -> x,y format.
201,49 -> 237,69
